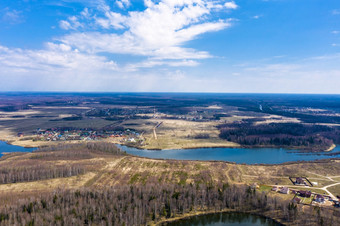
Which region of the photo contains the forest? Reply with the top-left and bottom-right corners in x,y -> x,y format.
219,122 -> 338,151
0,182 -> 339,226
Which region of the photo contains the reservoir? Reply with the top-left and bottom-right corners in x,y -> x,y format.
0,141 -> 339,164
119,145 -> 340,164
0,141 -> 36,158
164,212 -> 281,226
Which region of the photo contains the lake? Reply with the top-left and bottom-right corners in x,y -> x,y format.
1,141 -> 339,164
119,145 -> 340,164
163,212 -> 281,226
0,141 -> 36,158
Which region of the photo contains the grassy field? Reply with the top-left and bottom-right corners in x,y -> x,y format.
328,184 -> 340,197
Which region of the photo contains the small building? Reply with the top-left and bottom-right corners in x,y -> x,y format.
272,186 -> 278,192
314,195 -> 325,203
298,190 -> 312,198
280,187 -> 290,194
295,177 -> 305,185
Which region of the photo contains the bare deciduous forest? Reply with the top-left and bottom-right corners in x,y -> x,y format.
0,183 -> 339,226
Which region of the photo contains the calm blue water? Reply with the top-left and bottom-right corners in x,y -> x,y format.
119,145 -> 340,164
1,140 -> 339,164
0,141 -> 36,158
164,212 -> 280,226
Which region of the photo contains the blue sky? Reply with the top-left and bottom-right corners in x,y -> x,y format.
1,0 -> 340,93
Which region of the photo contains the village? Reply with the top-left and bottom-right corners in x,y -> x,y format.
268,177 -> 340,208
17,127 -> 144,145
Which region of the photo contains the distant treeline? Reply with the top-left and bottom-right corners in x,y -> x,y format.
0,105 -> 31,112
242,106 -> 340,124
219,123 -> 338,152
0,183 -> 338,226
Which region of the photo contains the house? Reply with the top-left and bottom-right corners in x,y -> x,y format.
280,187 -> 290,194
314,195 -> 325,203
295,177 -> 305,185
298,190 -> 312,198
272,186 -> 278,192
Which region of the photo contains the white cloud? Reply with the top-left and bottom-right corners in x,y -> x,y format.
252,15 -> 262,19
116,0 -> 131,9
59,0 -> 234,62
0,44 -> 117,73
125,59 -> 199,71
224,1 -> 238,10
95,11 -> 127,29
1,8 -> 23,24
81,8 -> 91,18
59,16 -> 83,30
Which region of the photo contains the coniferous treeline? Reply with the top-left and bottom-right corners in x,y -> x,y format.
0,183 -> 339,226
219,123 -> 336,152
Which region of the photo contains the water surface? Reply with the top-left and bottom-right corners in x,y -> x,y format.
164,212 -> 280,226
0,141 -> 36,158
119,145 -> 340,164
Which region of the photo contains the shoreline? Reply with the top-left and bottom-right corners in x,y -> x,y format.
124,143 -> 338,153
1,133 -> 336,153
325,144 -> 336,152
154,209 -> 284,226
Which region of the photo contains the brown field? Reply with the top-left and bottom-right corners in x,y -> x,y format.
122,118 -> 239,149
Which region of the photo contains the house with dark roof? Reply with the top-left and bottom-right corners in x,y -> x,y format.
314,194 -> 325,203
295,177 -> 305,185
298,190 -> 312,198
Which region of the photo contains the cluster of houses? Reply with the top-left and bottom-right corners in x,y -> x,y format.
271,186 -> 339,207
29,128 -> 141,142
